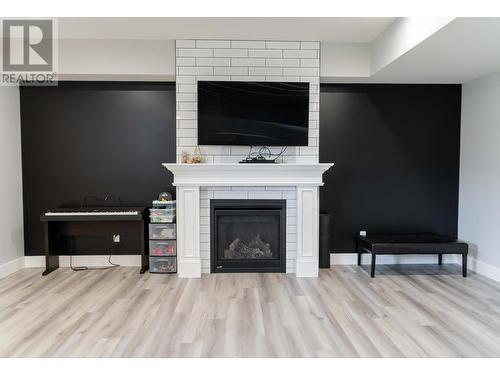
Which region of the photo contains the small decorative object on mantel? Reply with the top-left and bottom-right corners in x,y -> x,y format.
181,150 -> 190,164
180,146 -> 206,164
190,145 -> 205,163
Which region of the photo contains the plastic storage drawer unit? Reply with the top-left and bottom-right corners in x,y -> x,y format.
149,240 -> 176,256
149,224 -> 176,239
152,200 -> 176,209
150,208 -> 176,223
149,256 -> 176,273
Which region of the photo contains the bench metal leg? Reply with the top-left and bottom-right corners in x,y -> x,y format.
438,254 -> 443,265
462,253 -> 468,277
371,254 -> 376,278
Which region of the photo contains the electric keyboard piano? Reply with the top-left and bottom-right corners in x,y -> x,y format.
42,207 -> 144,221
40,207 -> 148,275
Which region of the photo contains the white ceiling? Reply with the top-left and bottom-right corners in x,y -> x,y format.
58,17 -> 395,42
55,17 -> 500,83
371,18 -> 500,83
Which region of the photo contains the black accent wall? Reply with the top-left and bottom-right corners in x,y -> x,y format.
20,81 -> 176,256
20,81 -> 461,256
319,84 -> 461,252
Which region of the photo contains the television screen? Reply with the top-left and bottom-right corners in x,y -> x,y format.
198,81 -> 309,146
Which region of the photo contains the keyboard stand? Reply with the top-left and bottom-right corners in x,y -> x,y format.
42,221 -> 60,276
41,208 -> 148,275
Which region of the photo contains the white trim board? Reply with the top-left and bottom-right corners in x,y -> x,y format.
24,253 -> 457,269
0,257 -> 25,279
5,254 -> 500,286
330,253 -> 500,284
466,255 -> 500,284
24,255 -> 141,268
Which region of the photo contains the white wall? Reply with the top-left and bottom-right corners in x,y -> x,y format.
459,69 -> 500,280
321,42 -> 370,78
56,38 -> 373,82
0,86 -> 24,270
58,38 -> 175,80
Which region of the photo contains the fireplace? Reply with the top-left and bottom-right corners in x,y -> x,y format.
210,199 -> 286,273
163,163 -> 333,277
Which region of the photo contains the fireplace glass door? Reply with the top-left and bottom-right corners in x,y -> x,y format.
211,200 -> 286,273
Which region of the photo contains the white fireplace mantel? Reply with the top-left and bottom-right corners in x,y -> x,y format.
162,163 -> 333,187
162,163 -> 333,278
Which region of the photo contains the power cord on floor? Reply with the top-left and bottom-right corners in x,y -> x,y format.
69,237 -> 120,271
70,254 -> 120,271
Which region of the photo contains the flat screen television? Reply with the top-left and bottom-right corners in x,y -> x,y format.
198,81 -> 309,146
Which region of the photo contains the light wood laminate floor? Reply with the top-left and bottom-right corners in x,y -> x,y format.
1,264 -> 500,357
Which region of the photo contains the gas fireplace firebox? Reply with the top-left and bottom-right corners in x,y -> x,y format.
210,199 -> 286,273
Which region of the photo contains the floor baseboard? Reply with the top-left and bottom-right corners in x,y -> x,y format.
330,253 -> 457,265
24,256 -> 44,268
467,256 -> 500,283
330,253 -> 500,284
13,254 -> 500,286
0,257 -> 25,279
24,255 -> 141,268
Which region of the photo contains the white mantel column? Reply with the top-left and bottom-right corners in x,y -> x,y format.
176,185 -> 201,278
296,186 -> 320,277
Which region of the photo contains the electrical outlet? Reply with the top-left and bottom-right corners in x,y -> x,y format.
113,234 -> 120,243
359,230 -> 366,237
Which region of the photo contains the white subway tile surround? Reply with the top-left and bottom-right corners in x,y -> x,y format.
173,40 -> 323,276
175,39 -> 320,164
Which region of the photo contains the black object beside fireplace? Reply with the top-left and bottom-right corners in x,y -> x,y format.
210,199 -> 286,273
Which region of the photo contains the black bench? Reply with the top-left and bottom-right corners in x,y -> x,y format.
355,234 -> 468,278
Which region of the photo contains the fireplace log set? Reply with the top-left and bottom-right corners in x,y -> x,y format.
225,234 -> 273,259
